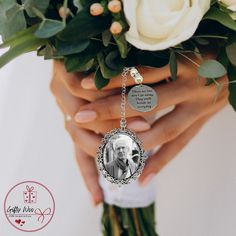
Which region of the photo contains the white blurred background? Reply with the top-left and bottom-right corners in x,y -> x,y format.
0,51 -> 236,236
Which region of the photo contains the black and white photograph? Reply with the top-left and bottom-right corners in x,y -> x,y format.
103,133 -> 141,180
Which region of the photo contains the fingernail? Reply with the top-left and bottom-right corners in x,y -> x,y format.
81,77 -> 94,89
139,173 -> 155,186
74,110 -> 97,123
90,196 -> 97,207
92,199 -> 99,207
127,120 -> 151,132
92,193 -> 102,207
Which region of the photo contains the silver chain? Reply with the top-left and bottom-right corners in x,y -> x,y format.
120,67 -> 131,130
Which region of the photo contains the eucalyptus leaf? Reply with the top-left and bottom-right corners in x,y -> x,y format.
204,7 -> 236,31
0,0 -> 16,35
226,43 -> 236,66
169,49 -> 177,81
94,68 -> 110,90
58,8 -> 111,41
3,4 -> 26,40
55,39 -> 90,56
206,47 -> 230,85
21,0 -> 49,17
198,59 -> 227,78
35,19 -> 65,38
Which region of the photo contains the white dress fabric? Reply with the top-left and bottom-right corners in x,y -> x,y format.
0,53 -> 236,236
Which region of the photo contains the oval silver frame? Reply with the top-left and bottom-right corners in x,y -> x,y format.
97,128 -> 147,185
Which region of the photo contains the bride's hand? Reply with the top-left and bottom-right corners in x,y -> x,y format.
67,54 -> 229,185
50,60 -> 152,206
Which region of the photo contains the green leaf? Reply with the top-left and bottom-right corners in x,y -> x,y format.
97,52 -> 121,78
105,50 -> 124,71
58,8 -> 111,41
64,41 -> 102,72
94,68 -> 110,89
206,47 -> 230,86
64,55 -> 94,72
228,64 -> 236,111
2,4 -> 26,40
55,39 -> 90,56
226,43 -> 236,66
204,7 -> 236,31
102,30 -> 112,47
225,33 -> 236,67
198,59 -> 227,78
0,0 -> 16,35
169,49 -> 177,81
21,0 -> 49,17
113,34 -> 128,58
35,19 -> 65,38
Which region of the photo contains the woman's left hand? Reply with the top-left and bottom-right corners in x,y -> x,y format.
67,54 -> 229,185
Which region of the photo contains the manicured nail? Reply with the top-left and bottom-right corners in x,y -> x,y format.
74,110 -> 97,123
91,192 -> 102,207
139,173 -> 155,186
81,77 -> 94,89
90,195 -> 98,207
127,120 -> 151,132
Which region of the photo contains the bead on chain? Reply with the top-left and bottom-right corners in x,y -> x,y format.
120,67 -> 144,130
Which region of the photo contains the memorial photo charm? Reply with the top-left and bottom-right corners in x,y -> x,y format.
128,84 -> 158,112
97,67 -> 149,185
97,128 -> 147,185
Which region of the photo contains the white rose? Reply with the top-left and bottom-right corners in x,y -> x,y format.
219,0 -> 236,11
122,0 -> 211,51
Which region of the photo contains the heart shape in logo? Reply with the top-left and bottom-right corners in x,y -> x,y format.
15,219 -> 21,224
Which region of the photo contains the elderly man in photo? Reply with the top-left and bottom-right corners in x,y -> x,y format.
105,139 -> 136,180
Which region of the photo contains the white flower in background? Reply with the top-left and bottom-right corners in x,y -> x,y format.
220,0 -> 236,11
122,0 -> 211,51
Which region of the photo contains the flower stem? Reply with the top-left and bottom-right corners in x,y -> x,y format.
131,209 -> 142,236
176,51 -> 200,67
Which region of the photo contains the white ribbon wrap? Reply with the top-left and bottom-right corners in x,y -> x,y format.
99,174 -> 157,208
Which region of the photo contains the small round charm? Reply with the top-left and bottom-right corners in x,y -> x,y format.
128,84 -> 158,112
97,128 -> 147,185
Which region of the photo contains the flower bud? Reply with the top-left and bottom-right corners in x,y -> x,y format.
59,6 -> 70,18
110,21 -> 123,34
108,0 -> 122,13
90,3 -> 104,16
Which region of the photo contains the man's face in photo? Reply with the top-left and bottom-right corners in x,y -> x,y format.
114,141 -> 129,161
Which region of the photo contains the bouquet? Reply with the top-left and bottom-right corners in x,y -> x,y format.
1,0 -> 236,235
